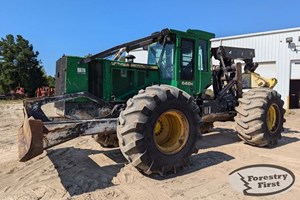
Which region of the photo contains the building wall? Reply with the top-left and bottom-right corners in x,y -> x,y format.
129,49 -> 148,64
211,27 -> 300,108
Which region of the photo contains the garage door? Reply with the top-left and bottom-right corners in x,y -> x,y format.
290,61 -> 300,109
291,61 -> 300,79
290,80 -> 300,108
255,61 -> 276,79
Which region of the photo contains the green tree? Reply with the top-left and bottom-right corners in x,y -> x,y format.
46,75 -> 55,87
0,34 -> 47,96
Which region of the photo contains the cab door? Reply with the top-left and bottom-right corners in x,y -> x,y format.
197,39 -> 211,94
177,38 -> 197,95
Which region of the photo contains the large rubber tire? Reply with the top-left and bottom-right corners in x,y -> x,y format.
235,88 -> 285,147
92,132 -> 119,148
202,122 -> 214,134
117,85 -> 201,175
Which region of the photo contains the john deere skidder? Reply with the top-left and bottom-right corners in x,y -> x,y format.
18,29 -> 284,175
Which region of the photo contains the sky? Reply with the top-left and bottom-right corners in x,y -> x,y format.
0,0 -> 299,76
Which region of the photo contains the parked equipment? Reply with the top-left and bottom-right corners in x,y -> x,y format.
36,86 -> 55,98
2,87 -> 27,100
18,28 -> 285,175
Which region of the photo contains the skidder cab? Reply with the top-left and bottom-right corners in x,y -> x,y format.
18,28 -> 284,175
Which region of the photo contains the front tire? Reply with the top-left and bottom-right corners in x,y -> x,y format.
117,85 -> 201,175
235,88 -> 285,146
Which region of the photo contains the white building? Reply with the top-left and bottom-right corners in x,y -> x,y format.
212,27 -> 300,109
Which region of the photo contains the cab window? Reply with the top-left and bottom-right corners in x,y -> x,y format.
148,41 -> 174,80
180,39 -> 194,80
198,40 -> 208,72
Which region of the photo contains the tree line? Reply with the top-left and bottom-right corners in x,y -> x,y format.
0,34 -> 55,97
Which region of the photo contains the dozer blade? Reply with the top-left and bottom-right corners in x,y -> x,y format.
18,115 -> 44,162
18,93 -> 118,162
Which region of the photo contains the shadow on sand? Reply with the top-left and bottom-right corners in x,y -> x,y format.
46,126 -> 299,196
282,127 -> 300,134
150,151 -> 235,180
201,126 -> 300,149
47,146 -> 234,195
198,127 -> 241,149
46,147 -> 127,196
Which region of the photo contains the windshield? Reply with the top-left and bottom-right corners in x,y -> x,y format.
148,41 -> 175,80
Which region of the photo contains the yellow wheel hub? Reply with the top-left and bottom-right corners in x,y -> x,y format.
154,110 -> 189,155
266,103 -> 279,133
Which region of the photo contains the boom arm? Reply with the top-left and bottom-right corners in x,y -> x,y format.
81,29 -> 171,64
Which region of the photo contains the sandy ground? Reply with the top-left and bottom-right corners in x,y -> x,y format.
0,101 -> 299,200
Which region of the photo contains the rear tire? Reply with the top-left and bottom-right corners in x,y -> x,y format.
93,133 -> 119,148
202,122 -> 214,133
235,88 -> 285,147
117,85 -> 201,175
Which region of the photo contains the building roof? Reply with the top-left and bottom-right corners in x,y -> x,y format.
211,27 -> 300,41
